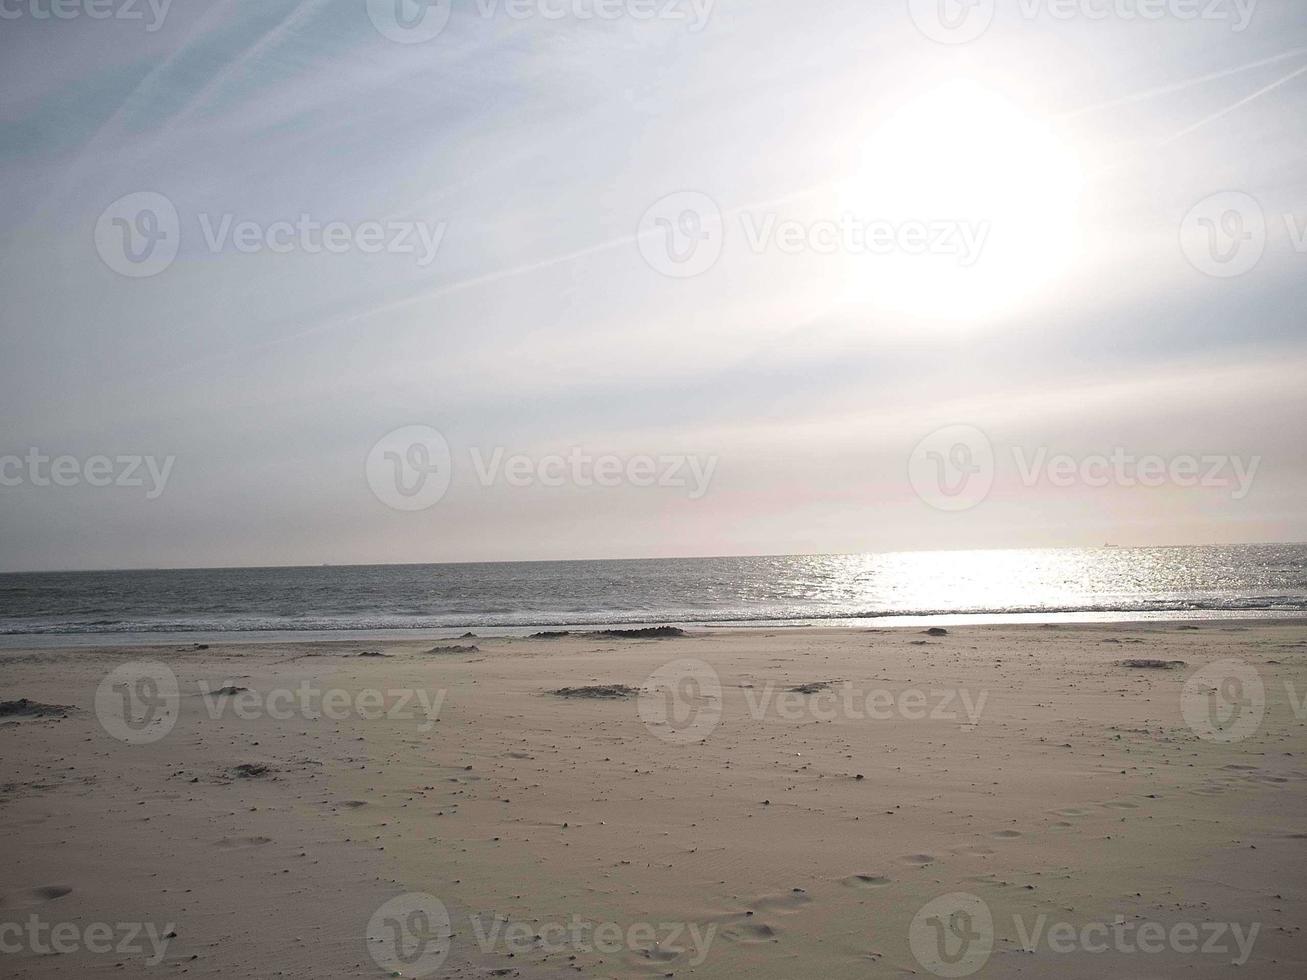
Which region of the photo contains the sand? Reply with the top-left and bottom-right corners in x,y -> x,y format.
1,621 -> 1305,977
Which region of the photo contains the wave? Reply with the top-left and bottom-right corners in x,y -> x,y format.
5,595 -> 1307,635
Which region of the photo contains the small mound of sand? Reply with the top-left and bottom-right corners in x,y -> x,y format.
551,685 -> 639,699
922,627 -> 949,636
531,631 -> 571,639
1119,659 -> 1187,670
427,645 -> 479,654
358,651 -> 388,658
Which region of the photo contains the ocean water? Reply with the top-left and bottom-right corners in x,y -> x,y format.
1,545 -> 1305,644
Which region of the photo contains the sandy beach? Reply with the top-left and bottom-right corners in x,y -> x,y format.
2,620 -> 1305,978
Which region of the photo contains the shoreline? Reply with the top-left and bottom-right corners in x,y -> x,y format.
5,608 -> 1307,650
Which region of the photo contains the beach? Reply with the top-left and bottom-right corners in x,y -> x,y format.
2,620 -> 1305,977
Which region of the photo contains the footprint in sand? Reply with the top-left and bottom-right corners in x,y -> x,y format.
991,830 -> 1023,839
750,890 -> 813,913
901,854 -> 935,866
216,835 -> 273,849
841,874 -> 892,889
0,885 -> 72,909
722,921 -> 779,943
1103,802 -> 1138,810
633,945 -> 680,963
1052,808 -> 1090,817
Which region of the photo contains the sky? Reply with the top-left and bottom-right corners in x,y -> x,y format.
0,0 -> 1305,572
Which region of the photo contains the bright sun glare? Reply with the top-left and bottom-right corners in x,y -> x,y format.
839,79 -> 1084,323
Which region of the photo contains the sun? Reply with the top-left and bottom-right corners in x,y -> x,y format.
837,79 -> 1084,323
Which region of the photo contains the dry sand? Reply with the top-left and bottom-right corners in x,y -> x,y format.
2,621 -> 1305,977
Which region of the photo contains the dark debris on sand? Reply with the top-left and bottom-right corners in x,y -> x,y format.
550,685 -> 640,699
596,627 -> 686,639
0,699 -> 75,719
530,631 -> 571,639
789,681 -> 840,695
232,764 -> 270,778
427,645 -> 479,654
1119,659 -> 1188,670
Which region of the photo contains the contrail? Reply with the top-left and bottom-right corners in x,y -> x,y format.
155,181 -> 835,381
1161,61 -> 1307,145
158,0 -> 332,135
1061,47 -> 1307,119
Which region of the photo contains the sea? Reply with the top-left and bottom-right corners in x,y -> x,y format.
1,544 -> 1305,648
